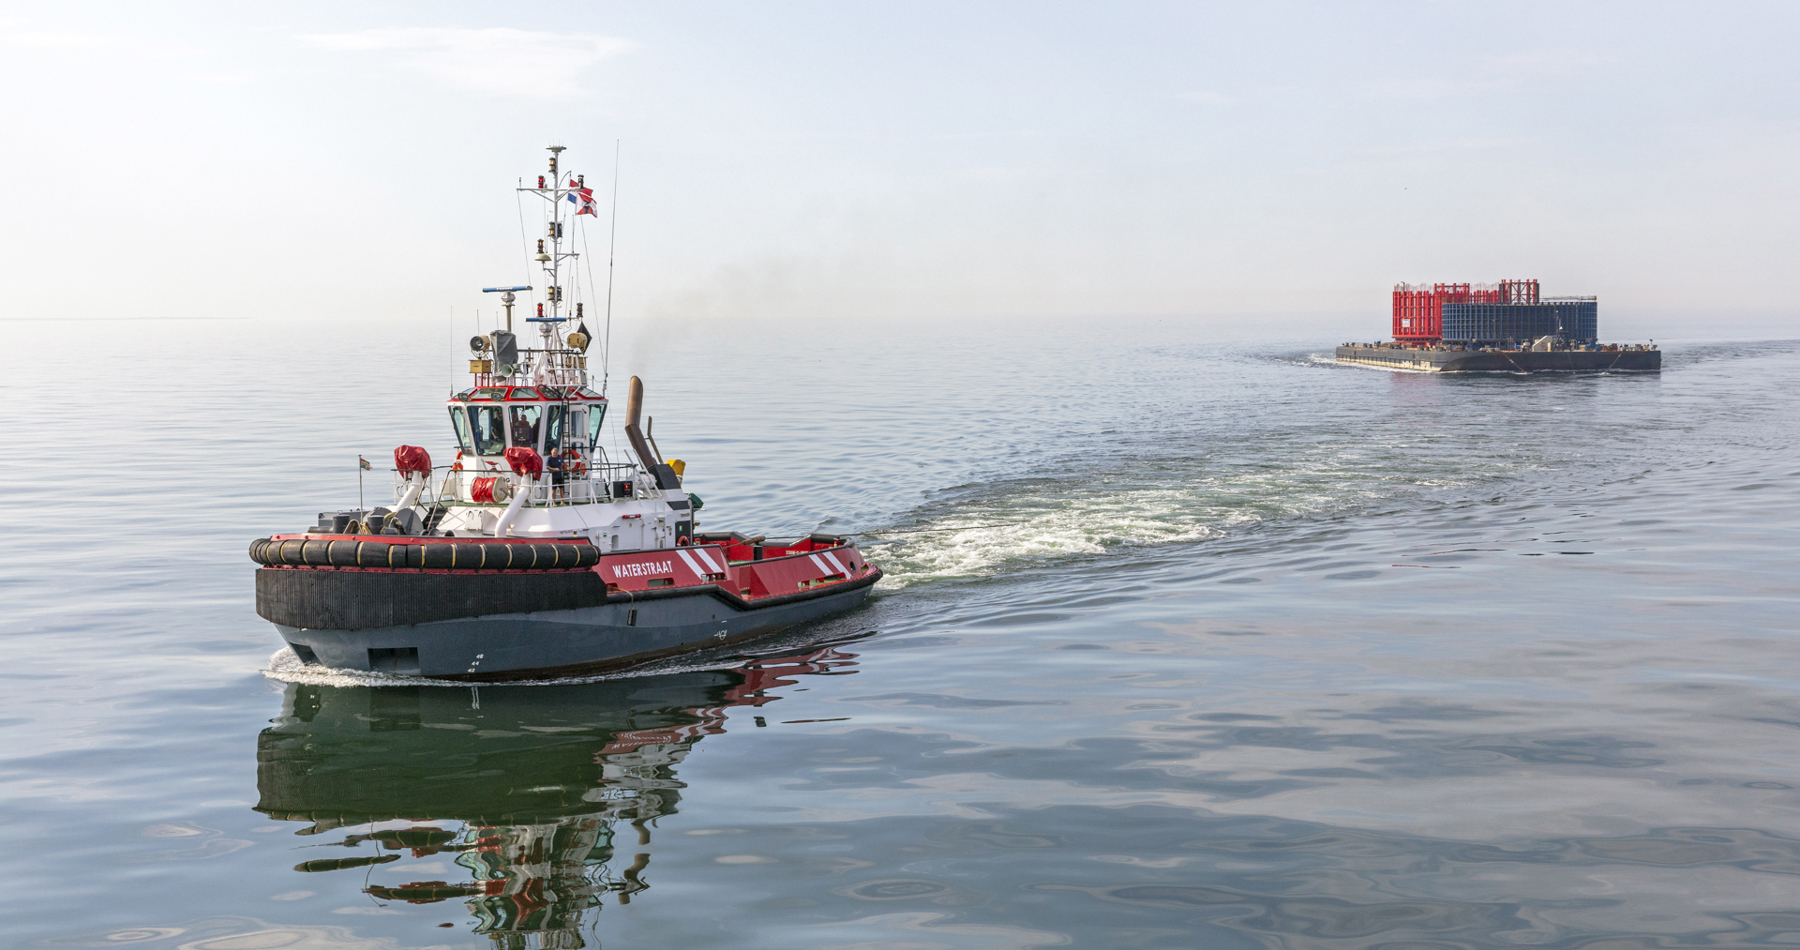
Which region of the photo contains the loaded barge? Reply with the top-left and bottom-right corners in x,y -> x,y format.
249,146 -> 880,680
1336,278 -> 1660,372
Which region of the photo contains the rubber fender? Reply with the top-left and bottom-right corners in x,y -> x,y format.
349,541 -> 399,569
419,542 -> 454,570
249,537 -> 601,571
301,539 -> 332,566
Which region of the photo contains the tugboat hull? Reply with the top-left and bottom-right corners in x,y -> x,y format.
253,535 -> 883,681
262,568 -> 878,681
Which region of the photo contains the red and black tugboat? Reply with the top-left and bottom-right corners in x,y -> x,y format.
250,146 -> 880,680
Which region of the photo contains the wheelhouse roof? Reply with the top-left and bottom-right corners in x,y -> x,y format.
451,385 -> 608,403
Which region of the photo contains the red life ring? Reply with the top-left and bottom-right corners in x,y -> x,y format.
676,536 -> 690,546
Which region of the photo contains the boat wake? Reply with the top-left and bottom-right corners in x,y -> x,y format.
264,647 -> 471,688
860,439 -> 1475,588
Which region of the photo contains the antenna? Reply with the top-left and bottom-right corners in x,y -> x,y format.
483,286 -> 531,333
604,140 -> 619,395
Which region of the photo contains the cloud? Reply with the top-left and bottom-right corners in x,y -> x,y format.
299,27 -> 629,99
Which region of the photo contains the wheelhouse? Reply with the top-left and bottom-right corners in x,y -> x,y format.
448,385 -> 608,466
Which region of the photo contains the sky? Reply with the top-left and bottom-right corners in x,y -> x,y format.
2,2 -> 1797,338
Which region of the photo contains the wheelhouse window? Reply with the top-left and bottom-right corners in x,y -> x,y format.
509,405 -> 542,449
470,405 -> 506,456
543,405 -> 565,452
448,406 -> 473,453
588,404 -> 606,447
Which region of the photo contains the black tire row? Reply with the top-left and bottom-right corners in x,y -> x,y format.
249,537 -> 601,571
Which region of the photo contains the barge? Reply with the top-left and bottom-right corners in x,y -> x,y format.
1337,278 -> 1660,372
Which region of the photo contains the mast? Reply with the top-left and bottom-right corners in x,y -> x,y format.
482,145 -> 592,390
531,146 -> 570,381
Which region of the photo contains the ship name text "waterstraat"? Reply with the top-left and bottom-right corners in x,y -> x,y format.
613,561 -> 674,577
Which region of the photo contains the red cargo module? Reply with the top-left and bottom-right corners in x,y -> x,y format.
1392,279 -> 1538,342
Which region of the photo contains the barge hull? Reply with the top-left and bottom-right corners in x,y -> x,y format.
1335,345 -> 1660,372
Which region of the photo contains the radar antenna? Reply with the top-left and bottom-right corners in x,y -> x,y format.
481,286 -> 531,333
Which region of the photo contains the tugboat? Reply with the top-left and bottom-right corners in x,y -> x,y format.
250,147 -> 881,681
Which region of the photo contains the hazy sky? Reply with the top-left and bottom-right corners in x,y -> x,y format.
3,2 -> 1796,334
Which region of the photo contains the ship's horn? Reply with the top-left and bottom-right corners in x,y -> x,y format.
624,376 -> 679,488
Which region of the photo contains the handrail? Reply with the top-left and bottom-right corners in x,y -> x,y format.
387,459 -> 652,508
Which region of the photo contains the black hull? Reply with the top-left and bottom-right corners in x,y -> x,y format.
1335,345 -> 1661,372
258,567 -> 880,680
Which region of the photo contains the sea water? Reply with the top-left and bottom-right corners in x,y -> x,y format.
2,316 -> 1797,949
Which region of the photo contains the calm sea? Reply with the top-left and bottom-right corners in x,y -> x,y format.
4,317 -> 1798,949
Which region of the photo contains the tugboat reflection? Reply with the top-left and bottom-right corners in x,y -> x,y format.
255,647 -> 855,947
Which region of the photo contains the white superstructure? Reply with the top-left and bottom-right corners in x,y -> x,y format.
340,146 -> 700,553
